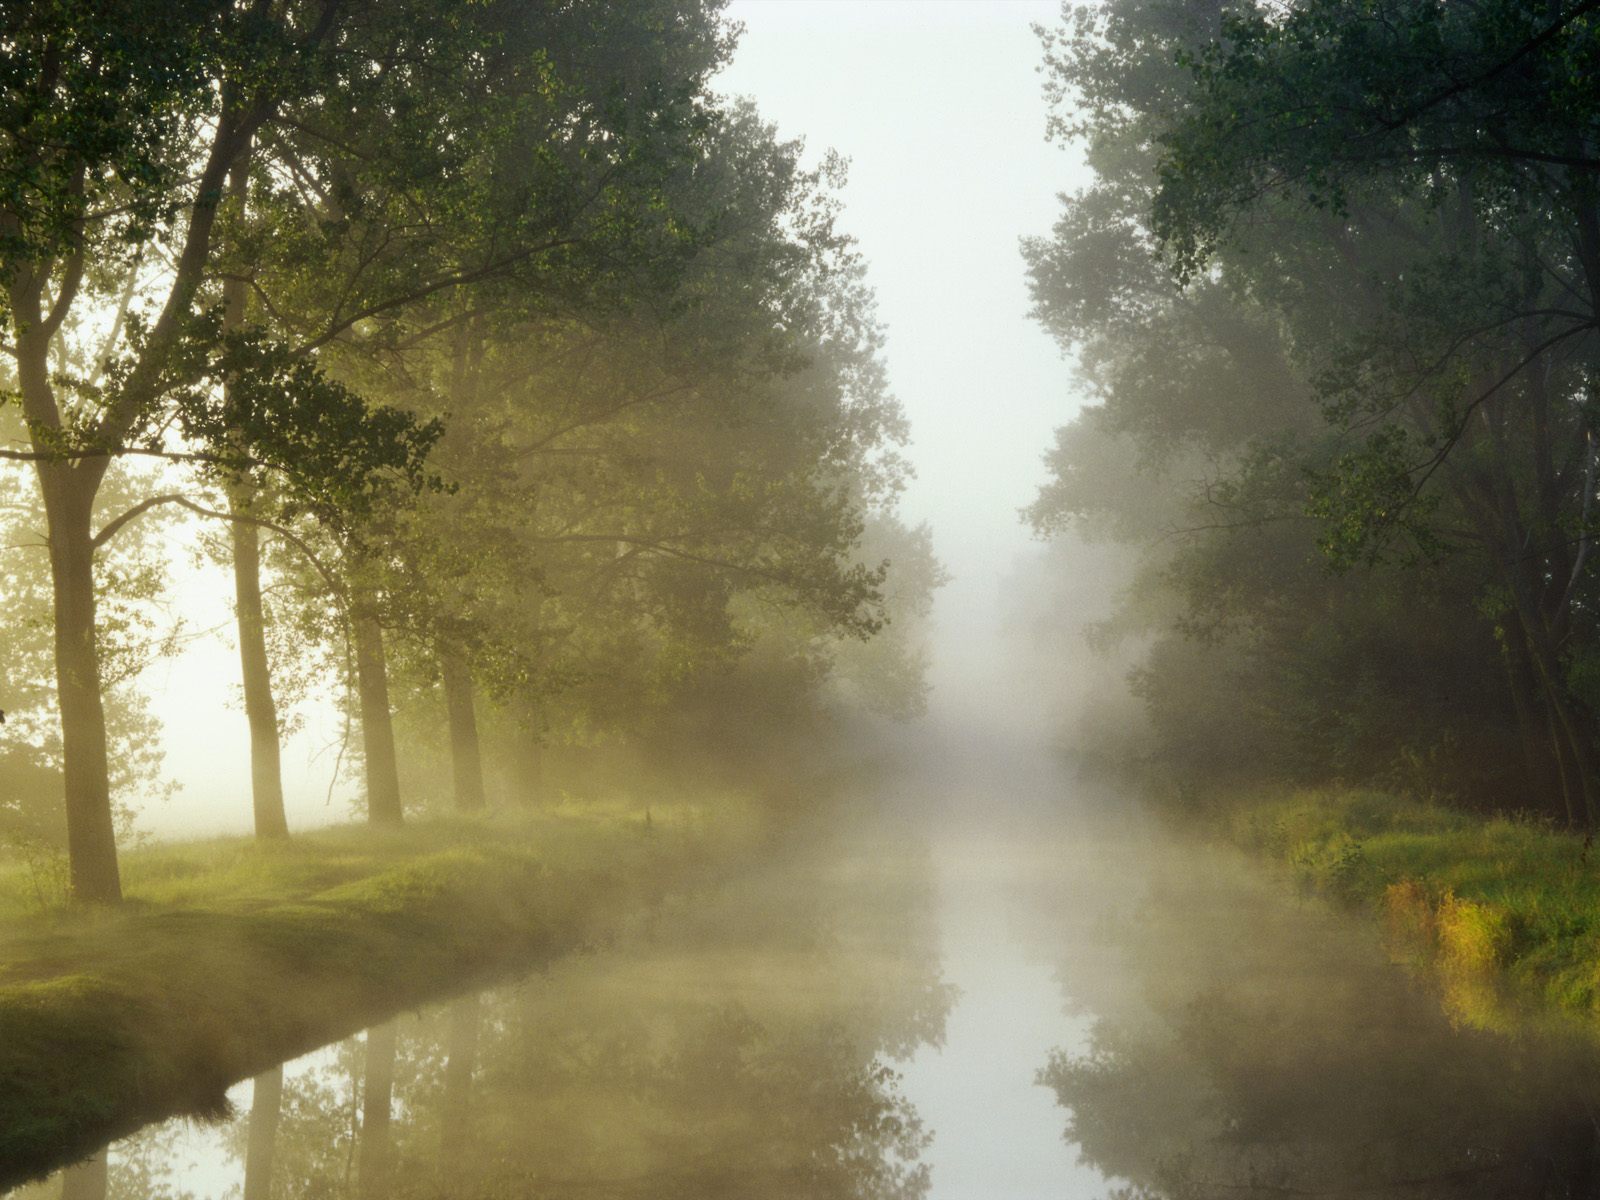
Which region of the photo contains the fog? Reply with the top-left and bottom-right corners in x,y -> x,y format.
60,0 -> 1084,847
21,739 -> 1600,1198
3,1 -> 1597,1197
721,0 -> 1087,740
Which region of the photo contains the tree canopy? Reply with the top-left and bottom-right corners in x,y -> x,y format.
0,1 -> 937,899
1026,0 -> 1600,820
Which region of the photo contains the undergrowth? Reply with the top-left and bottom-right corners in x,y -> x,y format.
1224,787 -> 1600,1030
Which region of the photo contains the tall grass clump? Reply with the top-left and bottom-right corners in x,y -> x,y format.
1222,787 -> 1600,1031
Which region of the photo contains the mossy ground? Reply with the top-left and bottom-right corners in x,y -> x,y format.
1222,787 -> 1600,1029
0,801 -> 747,1185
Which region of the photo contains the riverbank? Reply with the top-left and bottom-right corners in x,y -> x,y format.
0,802 -> 749,1185
1219,787 -> 1600,1030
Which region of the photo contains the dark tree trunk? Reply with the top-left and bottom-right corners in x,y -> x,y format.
1545,694 -> 1580,831
1551,692 -> 1600,830
1502,630 -> 1568,823
440,646 -> 486,812
352,597 -> 402,825
221,142 -> 289,841
5,113 -> 269,905
1520,610 -> 1600,829
242,1064 -> 283,1200
37,454 -> 121,904
359,1022 -> 397,1200
231,502 -> 290,839
1495,541 -> 1600,828
17,308 -> 120,902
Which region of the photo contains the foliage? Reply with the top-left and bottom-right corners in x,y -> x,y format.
319,101 -> 927,783
1223,785 -> 1600,1025
1026,0 -> 1600,823
0,0 -> 932,885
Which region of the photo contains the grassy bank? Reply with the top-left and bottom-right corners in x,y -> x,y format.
0,802 -> 748,1184
1221,787 -> 1600,1030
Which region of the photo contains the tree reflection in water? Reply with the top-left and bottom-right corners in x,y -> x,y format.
20,838 -> 950,1200
55,1154 -> 103,1200
241,1065 -> 281,1200
1040,835 -> 1600,1200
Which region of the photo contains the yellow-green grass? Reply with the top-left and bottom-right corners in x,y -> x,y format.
1224,787 -> 1600,1027
0,802 -> 745,1185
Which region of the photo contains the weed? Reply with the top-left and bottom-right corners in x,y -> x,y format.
1,834 -> 69,913
1222,786 -> 1600,1031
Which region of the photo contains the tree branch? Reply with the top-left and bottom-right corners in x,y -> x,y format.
294,238 -> 584,354
1372,0 -> 1600,134
89,491 -> 345,599
40,169 -> 87,338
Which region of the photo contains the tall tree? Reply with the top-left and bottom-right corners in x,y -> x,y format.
350,108 -> 912,808
0,2 -> 449,898
209,0 -> 736,824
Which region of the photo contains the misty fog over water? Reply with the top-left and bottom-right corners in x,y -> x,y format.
20,741 -> 1600,1199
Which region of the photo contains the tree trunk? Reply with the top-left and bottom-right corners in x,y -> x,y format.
1502,556 -> 1599,828
352,601 -> 403,826
1521,612 -> 1600,829
221,141 -> 289,841
16,310 -> 121,902
38,459 -> 121,904
517,731 -> 545,806
1502,630 -> 1567,823
1544,692 -> 1580,830
441,994 -> 480,1163
59,1150 -> 107,1200
1550,688 -> 1600,830
7,114 -> 274,905
359,1022 -> 397,1200
243,1064 -> 283,1200
440,646 -> 486,812
231,501 -> 290,839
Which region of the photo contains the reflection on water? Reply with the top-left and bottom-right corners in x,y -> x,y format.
7,835 -> 951,1200
1040,789 -> 1600,1199
19,757 -> 1600,1199
898,838 -> 1108,1199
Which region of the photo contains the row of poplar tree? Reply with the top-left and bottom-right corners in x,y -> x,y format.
0,1 -> 935,902
1027,0 -> 1600,823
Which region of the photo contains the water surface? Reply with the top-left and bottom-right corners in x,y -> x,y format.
14,749 -> 1600,1198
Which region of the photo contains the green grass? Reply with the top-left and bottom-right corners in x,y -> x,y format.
1223,786 -> 1600,1028
0,801 -> 748,1185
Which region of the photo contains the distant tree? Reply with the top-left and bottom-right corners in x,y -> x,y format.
361,109 -> 914,810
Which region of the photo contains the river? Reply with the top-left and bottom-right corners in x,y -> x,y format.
9,742 -> 1600,1199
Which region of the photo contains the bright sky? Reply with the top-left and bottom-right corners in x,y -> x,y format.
719,0 -> 1091,727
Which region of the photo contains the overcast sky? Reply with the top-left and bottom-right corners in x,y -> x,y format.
719,0 -> 1091,724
